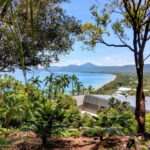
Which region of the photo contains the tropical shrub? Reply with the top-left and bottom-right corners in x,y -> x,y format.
63,106 -> 82,128
56,94 -> 77,109
25,101 -> 65,145
81,113 -> 96,127
0,89 -> 29,127
96,98 -> 137,134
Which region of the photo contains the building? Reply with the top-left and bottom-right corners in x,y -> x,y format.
74,95 -> 150,115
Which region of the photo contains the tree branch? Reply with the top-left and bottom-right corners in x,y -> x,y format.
144,54 -> 150,62
99,38 -> 135,52
131,0 -> 136,13
136,0 -> 142,12
111,10 -> 123,15
123,0 -> 134,21
142,0 -> 150,21
142,16 -> 150,50
114,32 -> 134,50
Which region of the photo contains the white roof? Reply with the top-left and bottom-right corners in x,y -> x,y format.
118,87 -> 131,91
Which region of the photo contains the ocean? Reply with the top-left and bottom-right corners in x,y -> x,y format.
0,69 -> 116,90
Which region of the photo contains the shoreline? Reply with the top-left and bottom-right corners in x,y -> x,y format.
94,74 -> 117,91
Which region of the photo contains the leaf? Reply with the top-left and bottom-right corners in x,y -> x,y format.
0,0 -> 5,7
0,0 -> 12,19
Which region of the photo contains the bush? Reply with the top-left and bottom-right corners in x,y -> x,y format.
96,98 -> 137,134
63,106 -> 82,128
56,94 -> 77,109
81,113 -> 96,127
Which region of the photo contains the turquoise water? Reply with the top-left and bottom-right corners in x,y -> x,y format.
0,69 -> 116,89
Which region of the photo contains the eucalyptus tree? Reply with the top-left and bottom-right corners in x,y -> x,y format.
81,0 -> 150,134
0,0 -> 81,73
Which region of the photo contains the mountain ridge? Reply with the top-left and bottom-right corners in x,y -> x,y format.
49,63 -> 150,73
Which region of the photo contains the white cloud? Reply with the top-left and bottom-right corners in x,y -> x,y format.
69,60 -> 81,66
51,62 -> 65,66
106,57 -> 111,61
51,60 -> 82,66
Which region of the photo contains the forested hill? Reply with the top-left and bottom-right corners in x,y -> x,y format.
48,63 -> 150,73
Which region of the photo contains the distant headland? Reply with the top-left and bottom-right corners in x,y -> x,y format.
48,63 -> 150,74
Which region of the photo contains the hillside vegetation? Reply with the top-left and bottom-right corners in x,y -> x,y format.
93,74 -> 150,96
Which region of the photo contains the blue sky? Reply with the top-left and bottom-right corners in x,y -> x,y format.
52,0 -> 150,66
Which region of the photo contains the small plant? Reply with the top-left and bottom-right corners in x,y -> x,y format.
23,101 -> 65,145
61,129 -> 81,138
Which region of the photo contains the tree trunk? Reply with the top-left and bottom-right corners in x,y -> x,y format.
135,66 -> 145,134
42,136 -> 47,145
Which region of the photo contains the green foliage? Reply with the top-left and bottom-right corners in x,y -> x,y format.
24,101 -> 65,145
145,113 -> 150,133
0,74 -> 143,142
96,98 -> 137,134
0,90 -> 29,127
56,94 -> 77,109
0,127 -> 12,137
61,128 -> 81,138
63,106 -> 82,128
94,74 -> 136,95
43,73 -> 86,96
94,74 -> 150,96
0,136 -> 9,147
81,113 -> 96,127
0,0 -> 81,72
82,126 -> 103,137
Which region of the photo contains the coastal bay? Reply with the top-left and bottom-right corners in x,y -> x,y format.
0,70 -> 116,90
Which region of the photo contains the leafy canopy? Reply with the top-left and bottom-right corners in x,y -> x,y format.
0,0 -> 81,71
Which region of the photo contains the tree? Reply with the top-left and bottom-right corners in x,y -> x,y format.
70,74 -> 79,96
44,73 -> 55,99
75,81 -> 84,95
44,73 -> 55,87
87,85 -> 95,94
81,0 -> 150,134
0,0 -> 81,72
58,74 -> 70,94
28,76 -> 42,88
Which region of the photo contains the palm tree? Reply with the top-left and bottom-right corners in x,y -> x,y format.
70,74 -> 79,96
28,76 -> 42,88
87,85 -> 95,94
44,73 -> 54,87
75,81 -> 84,95
58,74 -> 70,94
44,74 -> 55,99
53,76 -> 62,97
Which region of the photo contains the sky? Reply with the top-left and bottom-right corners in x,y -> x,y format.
52,0 -> 150,67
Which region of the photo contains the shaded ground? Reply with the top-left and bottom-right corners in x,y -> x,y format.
1,132 -> 150,150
